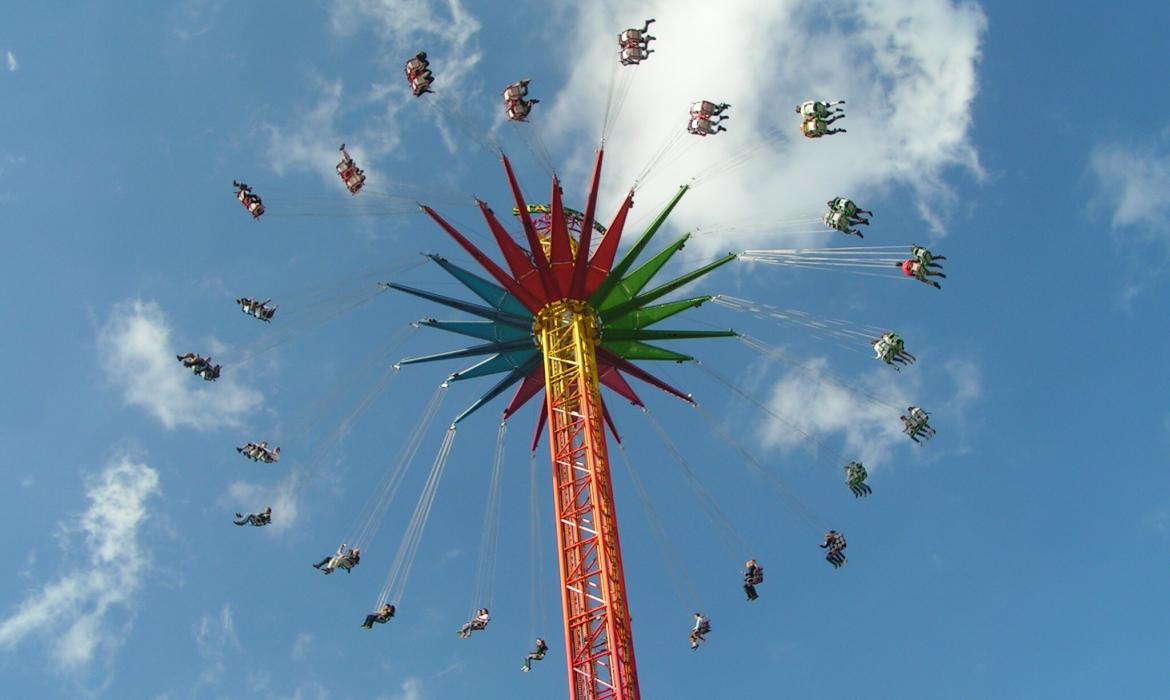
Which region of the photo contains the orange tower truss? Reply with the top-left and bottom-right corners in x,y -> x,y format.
392,150 -> 736,699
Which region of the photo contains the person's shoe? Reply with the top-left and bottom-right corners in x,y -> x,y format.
522,666 -> 529,673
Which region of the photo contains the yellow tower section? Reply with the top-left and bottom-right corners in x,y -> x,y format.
535,300 -> 639,700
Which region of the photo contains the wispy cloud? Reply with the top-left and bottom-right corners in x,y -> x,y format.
5,51 -> 17,72
264,79 -> 358,181
756,357 -> 913,467
939,358 -> 983,452
543,0 -> 986,254
261,77 -> 416,203
1086,131 -> 1170,300
752,352 -> 983,468
0,152 -> 25,178
96,299 -> 263,430
1088,133 -> 1170,238
329,0 -> 481,93
262,0 -> 483,175
385,677 -> 423,700
1146,505 -> 1170,536
173,0 -> 225,41
289,632 -> 312,661
288,681 -> 330,700
0,456 -> 160,671
223,471 -> 301,533
195,604 -> 239,685
945,358 -> 983,406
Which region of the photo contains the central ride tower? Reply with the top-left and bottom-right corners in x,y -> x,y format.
395,149 -> 735,700
536,298 -> 638,700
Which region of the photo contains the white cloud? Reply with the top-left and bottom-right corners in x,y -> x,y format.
436,546 -> 462,566
224,471 -> 301,533
195,604 -> 239,685
1089,135 -> 1170,237
757,357 -> 912,467
264,79 -> 363,180
18,548 -> 37,580
0,152 -> 25,179
288,681 -> 330,700
1146,505 -> 1170,536
383,677 -> 423,700
754,351 -> 983,468
944,358 -> 982,408
0,456 -> 160,670
264,0 -> 484,186
542,0 -> 986,254
96,299 -> 263,430
289,632 -> 313,661
937,358 -> 983,452
173,0 -> 225,41
5,51 -> 17,72
261,78 -> 416,203
329,0 -> 481,94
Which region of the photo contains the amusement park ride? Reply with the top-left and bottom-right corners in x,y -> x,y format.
392,150 -> 732,700
208,16 -> 943,700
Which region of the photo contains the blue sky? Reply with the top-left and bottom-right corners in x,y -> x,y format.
2,1 -> 1170,698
